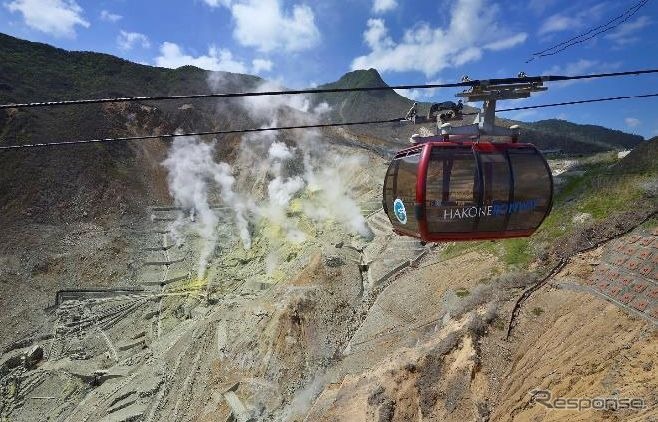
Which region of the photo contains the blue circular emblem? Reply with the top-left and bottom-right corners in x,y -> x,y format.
393,198 -> 407,224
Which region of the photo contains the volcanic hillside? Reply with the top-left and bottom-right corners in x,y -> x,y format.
0,33 -> 656,422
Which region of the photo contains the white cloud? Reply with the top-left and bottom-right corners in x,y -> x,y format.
538,14 -> 580,35
100,10 -> 121,23
484,33 -> 528,51
202,0 -> 232,7
155,42 -> 271,75
351,0 -> 527,77
208,0 -> 320,53
4,0 -> 89,38
394,79 -> 443,100
537,3 -> 608,36
372,0 -> 397,14
251,58 -> 273,74
544,59 -> 599,76
117,30 -> 150,51
625,117 -> 641,128
363,18 -> 390,49
155,42 -> 248,73
393,88 -> 423,99
605,16 -> 651,45
528,0 -> 559,14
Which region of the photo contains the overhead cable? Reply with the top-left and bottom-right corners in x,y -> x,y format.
0,117 -> 401,150
498,92 -> 658,112
526,0 -> 650,62
2,92 -> 657,151
2,68 -> 658,110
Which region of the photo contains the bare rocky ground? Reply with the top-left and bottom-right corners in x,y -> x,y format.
0,137 -> 656,422
305,213 -> 658,422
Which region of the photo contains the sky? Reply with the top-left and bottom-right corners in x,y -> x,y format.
1,0 -> 657,138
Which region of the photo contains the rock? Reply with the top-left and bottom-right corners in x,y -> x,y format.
223,385 -> 254,422
572,212 -> 592,225
253,307 -> 268,317
117,338 -> 146,352
131,331 -> 146,340
70,352 -> 92,360
24,345 -> 44,368
325,256 -> 345,267
191,306 -> 210,319
639,179 -> 658,197
143,310 -> 158,320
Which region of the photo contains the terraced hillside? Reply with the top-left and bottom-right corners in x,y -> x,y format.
1,135 -> 656,421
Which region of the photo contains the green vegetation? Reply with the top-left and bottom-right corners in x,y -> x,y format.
441,241 -> 481,260
0,33 -> 261,105
313,68 -> 415,145
316,67 -> 643,154
521,119 -> 643,152
501,238 -> 533,268
577,178 -> 644,219
531,307 -> 544,316
537,146 -> 656,243
639,215 -> 658,230
455,288 -> 470,298
442,238 -> 533,270
0,32 -> 264,150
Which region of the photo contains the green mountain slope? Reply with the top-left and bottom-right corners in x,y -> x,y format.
0,32 -> 263,105
520,119 -> 644,151
0,33 -> 263,145
314,68 -> 644,153
1,32 -> 643,154
0,33 -> 258,225
314,68 -> 413,121
614,136 -> 658,174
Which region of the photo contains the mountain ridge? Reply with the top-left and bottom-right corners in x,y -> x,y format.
314,68 -> 644,152
0,32 -> 645,153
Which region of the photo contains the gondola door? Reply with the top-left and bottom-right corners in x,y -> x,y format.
423,145 -> 480,240
475,145 -> 512,233
383,148 -> 423,237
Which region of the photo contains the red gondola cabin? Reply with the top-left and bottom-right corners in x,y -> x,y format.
383,139 -> 553,241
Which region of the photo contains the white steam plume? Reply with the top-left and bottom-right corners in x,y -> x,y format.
224,76 -> 372,241
162,74 -> 373,277
259,140 -> 307,243
302,152 -> 372,238
162,136 -> 251,278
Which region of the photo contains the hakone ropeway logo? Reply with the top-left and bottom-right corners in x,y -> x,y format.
393,198 -> 407,224
438,199 -> 539,220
